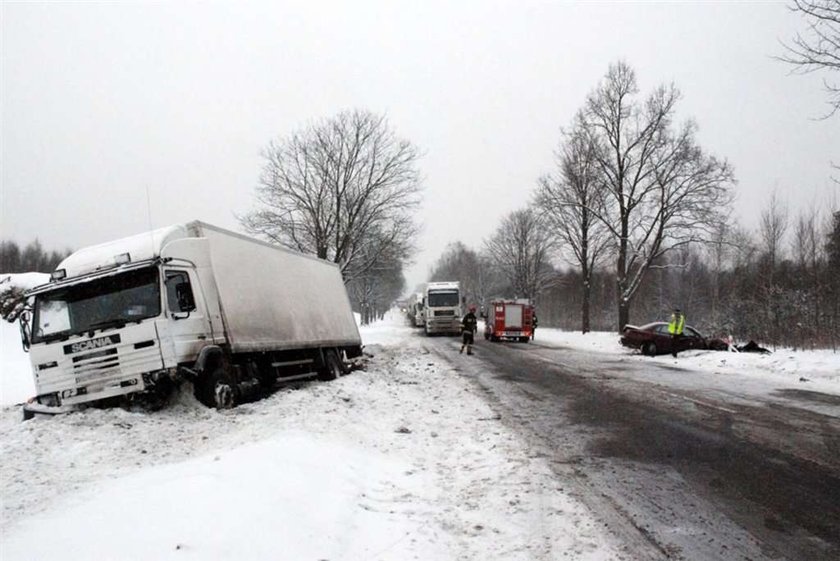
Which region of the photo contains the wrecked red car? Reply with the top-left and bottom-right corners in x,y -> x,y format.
620,322 -> 727,356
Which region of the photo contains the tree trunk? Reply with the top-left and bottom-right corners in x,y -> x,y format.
618,296 -> 630,334
616,237 -> 629,332
582,284 -> 591,334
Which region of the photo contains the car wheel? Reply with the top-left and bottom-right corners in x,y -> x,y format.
642,341 -> 657,356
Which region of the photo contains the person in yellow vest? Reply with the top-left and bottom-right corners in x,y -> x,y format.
668,308 -> 685,357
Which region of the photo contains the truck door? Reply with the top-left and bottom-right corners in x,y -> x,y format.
163,268 -> 213,363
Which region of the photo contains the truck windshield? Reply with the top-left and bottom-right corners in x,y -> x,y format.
427,291 -> 459,307
31,267 -> 161,344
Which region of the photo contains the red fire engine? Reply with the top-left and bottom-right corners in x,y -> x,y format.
483,299 -> 534,342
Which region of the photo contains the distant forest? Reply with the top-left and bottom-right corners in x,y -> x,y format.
0,240 -> 72,274
428,209 -> 840,351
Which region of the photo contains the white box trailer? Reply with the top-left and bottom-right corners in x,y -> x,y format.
19,221 -> 362,416
406,292 -> 425,327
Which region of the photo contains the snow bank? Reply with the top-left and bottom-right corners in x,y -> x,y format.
534,328 -> 840,396
0,320 -> 33,406
0,274 -> 45,405
0,272 -> 50,292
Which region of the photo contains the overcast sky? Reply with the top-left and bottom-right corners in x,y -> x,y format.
2,1 -> 838,291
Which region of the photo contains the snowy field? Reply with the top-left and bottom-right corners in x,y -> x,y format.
1,269 -> 837,560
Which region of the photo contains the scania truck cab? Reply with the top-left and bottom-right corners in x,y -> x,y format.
21,227 -> 219,415
19,222 -> 362,417
423,281 -> 462,335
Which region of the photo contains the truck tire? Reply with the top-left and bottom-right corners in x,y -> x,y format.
196,366 -> 236,409
319,349 -> 343,381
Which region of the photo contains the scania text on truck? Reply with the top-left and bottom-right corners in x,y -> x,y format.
18,221 -> 363,417
423,281 -> 462,335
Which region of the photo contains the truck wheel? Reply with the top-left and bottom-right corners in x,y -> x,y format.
642,342 -> 657,356
319,349 -> 343,381
212,376 -> 236,409
196,367 -> 236,409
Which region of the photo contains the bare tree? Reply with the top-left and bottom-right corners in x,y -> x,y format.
483,208 -> 557,301
582,61 -> 735,330
704,217 -> 736,331
347,237 -> 406,325
428,241 -> 496,306
795,205 -> 822,299
536,116 -> 611,333
241,109 -> 422,282
760,189 -> 790,278
827,210 -> 840,348
780,0 -> 840,116
758,190 -> 791,347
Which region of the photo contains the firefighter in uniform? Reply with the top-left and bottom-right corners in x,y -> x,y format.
460,305 -> 478,355
668,308 -> 685,357
531,311 -> 538,340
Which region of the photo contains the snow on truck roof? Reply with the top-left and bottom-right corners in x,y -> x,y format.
49,221 -> 342,283
56,224 -> 190,280
426,281 -> 459,291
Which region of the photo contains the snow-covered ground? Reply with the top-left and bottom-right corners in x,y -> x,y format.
528,326 -> 839,415
2,269 -> 837,560
0,307 -> 623,561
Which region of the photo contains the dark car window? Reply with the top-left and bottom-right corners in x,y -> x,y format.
655,324 -> 670,334
685,326 -> 702,338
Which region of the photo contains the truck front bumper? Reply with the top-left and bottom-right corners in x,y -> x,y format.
22,399 -> 80,419
425,319 -> 460,335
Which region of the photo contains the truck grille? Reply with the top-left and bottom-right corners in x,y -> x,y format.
73,348 -> 121,383
435,310 -> 455,317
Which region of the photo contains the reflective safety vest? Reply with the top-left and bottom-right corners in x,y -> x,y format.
668,312 -> 685,335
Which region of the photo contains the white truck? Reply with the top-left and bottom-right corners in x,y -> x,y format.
406,292 -> 425,327
18,221 -> 362,416
423,281 -> 462,335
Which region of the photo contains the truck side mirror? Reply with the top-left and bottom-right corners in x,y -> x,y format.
176,283 -> 196,312
19,310 -> 31,352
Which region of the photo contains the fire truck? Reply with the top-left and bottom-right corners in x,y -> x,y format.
483,299 -> 534,342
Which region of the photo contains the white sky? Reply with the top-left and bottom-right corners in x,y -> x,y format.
2,1 -> 838,290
